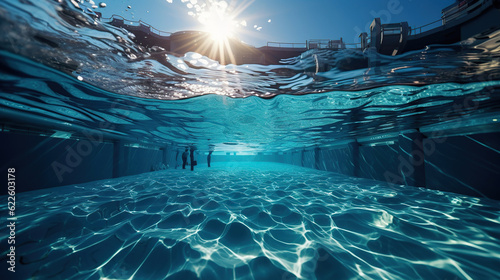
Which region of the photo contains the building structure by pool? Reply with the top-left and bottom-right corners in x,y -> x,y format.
100,0 -> 500,64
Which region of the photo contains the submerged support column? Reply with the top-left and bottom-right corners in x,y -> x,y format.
398,130 -> 426,187
162,146 -> 168,167
285,151 -> 292,165
314,147 -> 321,170
348,141 -> 360,177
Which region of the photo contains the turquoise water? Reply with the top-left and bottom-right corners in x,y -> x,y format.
1,49 -> 499,152
1,0 -> 500,279
8,163 -> 500,279
1,0 -> 500,151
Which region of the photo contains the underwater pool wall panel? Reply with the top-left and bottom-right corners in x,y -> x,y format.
283,131 -> 500,200
357,143 -> 400,183
123,146 -> 164,176
0,132 -> 114,193
0,132 -> 176,193
423,132 -> 500,200
398,131 -> 426,187
282,151 -> 292,165
162,148 -> 167,166
290,150 -> 302,166
314,147 -> 321,170
302,150 -> 315,169
112,140 -> 126,178
167,147 -> 179,168
318,145 -> 357,176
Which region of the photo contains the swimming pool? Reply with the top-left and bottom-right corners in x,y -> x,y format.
7,162 -> 500,279
1,0 -> 500,279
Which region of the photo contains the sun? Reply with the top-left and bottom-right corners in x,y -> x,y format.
205,17 -> 236,41
197,1 -> 238,41
183,0 -> 256,64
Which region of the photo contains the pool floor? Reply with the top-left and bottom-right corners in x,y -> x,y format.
2,162 -> 500,279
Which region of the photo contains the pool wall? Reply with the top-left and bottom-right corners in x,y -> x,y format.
282,131 -> 500,200
0,131 -> 282,194
0,131 -> 165,193
1,130 -> 499,200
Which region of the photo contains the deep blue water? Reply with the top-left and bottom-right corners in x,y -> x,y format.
1,0 -> 500,279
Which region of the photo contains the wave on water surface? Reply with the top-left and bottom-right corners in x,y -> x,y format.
1,0 -> 500,151
1,0 -> 500,100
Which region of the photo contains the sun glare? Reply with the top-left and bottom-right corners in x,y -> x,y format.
177,0 -> 257,64
198,1 -> 238,41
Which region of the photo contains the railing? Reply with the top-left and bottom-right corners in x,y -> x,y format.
344,42 -> 362,49
102,16 -> 366,50
410,0 -> 487,36
102,15 -> 362,50
307,39 -> 336,49
266,41 -> 307,48
408,0 -> 489,36
266,41 -> 362,50
101,14 -> 172,37
409,19 -> 442,35
147,23 -> 171,37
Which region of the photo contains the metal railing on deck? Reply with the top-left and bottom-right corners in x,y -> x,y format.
409,19 -> 442,35
101,15 -> 172,37
344,43 -> 362,49
410,0 -> 487,35
266,42 -> 307,48
266,41 -> 362,50
307,39 -> 341,49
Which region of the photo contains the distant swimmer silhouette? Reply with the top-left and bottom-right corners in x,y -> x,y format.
182,148 -> 188,169
207,151 -> 213,167
208,145 -> 215,167
190,146 -> 197,171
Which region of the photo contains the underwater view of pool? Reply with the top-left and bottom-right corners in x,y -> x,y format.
6,163 -> 500,279
1,0 -> 500,279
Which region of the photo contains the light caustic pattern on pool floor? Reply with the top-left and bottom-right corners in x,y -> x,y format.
2,163 -> 500,279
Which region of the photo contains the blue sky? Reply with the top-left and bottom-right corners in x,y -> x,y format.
97,0 -> 456,47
